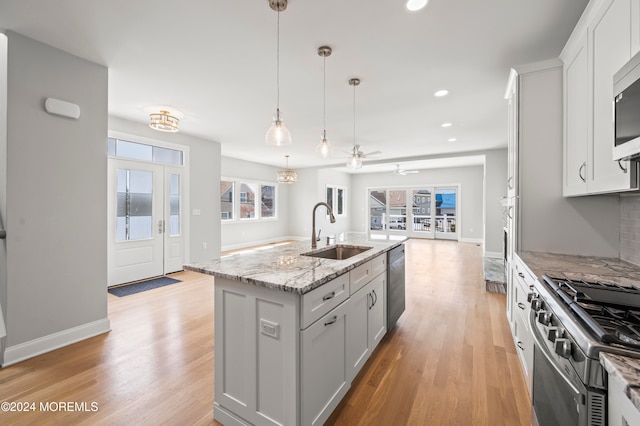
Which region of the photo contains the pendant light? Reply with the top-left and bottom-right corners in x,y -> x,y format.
346,78 -> 362,170
277,155 -> 297,184
316,46 -> 334,158
265,0 -> 292,146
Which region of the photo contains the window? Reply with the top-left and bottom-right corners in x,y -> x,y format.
326,185 -> 347,216
220,180 -> 234,220
107,137 -> 183,166
220,178 -> 277,222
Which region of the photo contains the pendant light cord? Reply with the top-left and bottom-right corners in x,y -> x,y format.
353,82 -> 356,150
276,10 -> 280,115
323,54 -> 326,132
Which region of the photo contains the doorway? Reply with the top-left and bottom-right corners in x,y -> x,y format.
368,186 -> 459,241
107,139 -> 187,287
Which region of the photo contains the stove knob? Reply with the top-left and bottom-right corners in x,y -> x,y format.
538,310 -> 553,326
527,292 -> 537,303
547,327 -> 561,342
530,298 -> 543,312
554,338 -> 572,359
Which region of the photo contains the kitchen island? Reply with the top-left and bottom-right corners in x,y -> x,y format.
185,234 -> 404,426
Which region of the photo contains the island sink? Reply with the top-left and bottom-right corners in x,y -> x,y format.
302,244 -> 372,260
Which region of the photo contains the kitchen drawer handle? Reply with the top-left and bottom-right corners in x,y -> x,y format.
518,272 -> 525,278
507,176 -> 514,190
322,291 -> 335,301
324,315 -> 338,326
372,289 -> 377,307
579,162 -> 586,182
518,302 -> 526,310
517,342 -> 524,351
368,293 -> 373,310
618,160 -> 628,173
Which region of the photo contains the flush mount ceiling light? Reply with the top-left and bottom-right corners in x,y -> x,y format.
406,0 -> 429,11
316,46 -> 334,158
265,0 -> 292,146
347,78 -> 363,170
149,110 -> 179,132
277,155 -> 297,184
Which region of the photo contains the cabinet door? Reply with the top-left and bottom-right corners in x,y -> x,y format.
513,308 -> 534,396
589,0 -> 635,193
368,273 -> 387,350
563,30 -> 590,196
346,284 -> 371,382
301,300 -> 350,426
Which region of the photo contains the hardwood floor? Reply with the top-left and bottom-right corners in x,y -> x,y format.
0,239 -> 530,425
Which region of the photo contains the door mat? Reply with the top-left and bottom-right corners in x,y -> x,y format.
108,276 -> 182,297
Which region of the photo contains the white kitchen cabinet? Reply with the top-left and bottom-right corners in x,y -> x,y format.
563,30 -> 590,196
346,272 -> 387,382
512,255 -> 535,396
561,0 -> 639,196
213,251 -> 389,426
300,299 -> 350,426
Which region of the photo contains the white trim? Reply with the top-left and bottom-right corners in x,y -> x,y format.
2,318 -> 111,367
221,236 -> 306,253
484,250 -> 502,259
460,237 -> 484,244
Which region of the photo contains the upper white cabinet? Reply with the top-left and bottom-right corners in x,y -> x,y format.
562,0 -> 639,196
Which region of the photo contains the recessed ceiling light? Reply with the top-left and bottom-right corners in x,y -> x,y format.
441,122 -> 452,128
406,0 -> 429,11
448,138 -> 457,142
434,89 -> 449,97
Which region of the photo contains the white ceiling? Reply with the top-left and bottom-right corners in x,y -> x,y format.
0,0 -> 589,172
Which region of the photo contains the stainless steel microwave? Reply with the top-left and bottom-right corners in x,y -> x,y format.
614,50 -> 640,161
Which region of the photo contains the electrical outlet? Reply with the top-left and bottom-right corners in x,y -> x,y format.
193,209 -> 201,216
203,242 -> 207,249
260,319 -> 280,339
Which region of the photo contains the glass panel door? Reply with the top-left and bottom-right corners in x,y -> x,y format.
369,190 -> 387,239
410,189 -> 434,238
388,190 -> 407,233
435,187 -> 458,240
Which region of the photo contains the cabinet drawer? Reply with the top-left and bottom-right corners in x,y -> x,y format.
514,255 -> 536,291
301,274 -> 349,329
350,261 -> 372,295
371,253 -> 386,278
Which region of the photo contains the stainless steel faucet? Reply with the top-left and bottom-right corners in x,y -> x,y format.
311,202 -> 336,249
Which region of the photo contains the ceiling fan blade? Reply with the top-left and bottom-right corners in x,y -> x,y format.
364,150 -> 382,157
405,170 -> 419,174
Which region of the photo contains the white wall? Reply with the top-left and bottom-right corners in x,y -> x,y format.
109,117 -> 221,261
221,156 -> 291,250
350,165 -> 485,242
0,34 -> 8,349
288,167 -> 352,241
2,32 -> 109,365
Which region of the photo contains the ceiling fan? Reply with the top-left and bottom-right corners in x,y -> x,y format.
392,164 -> 419,175
346,144 -> 381,163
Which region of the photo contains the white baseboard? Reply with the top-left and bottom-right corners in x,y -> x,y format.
460,237 -> 483,244
484,251 -> 503,259
221,236 -> 306,253
2,318 -> 111,367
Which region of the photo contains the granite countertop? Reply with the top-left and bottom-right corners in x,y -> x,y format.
184,233 -> 404,295
517,251 -> 640,287
600,353 -> 640,411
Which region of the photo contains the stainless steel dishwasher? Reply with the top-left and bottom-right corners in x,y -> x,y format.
387,243 -> 405,329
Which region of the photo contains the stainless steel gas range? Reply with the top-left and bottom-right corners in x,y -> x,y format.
529,275 -> 640,426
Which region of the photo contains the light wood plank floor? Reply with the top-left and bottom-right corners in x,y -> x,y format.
0,239 -> 530,425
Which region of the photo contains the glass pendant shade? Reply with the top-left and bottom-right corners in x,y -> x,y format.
266,109 -> 292,146
315,132 -> 333,158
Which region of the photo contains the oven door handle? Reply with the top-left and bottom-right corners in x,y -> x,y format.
529,310 -> 583,397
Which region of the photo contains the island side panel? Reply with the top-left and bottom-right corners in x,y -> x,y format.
214,277 -> 300,426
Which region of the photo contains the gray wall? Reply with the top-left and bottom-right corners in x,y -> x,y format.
620,195 -> 640,265
485,149 -> 508,256
3,32 -> 109,356
109,117 -> 221,261
221,156 -> 290,250
350,165 -> 485,242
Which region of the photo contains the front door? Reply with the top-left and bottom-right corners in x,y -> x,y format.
107,159 -> 184,286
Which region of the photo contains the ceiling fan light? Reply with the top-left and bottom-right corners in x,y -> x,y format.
346,155 -> 362,170
406,0 -> 429,11
266,110 -> 292,146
